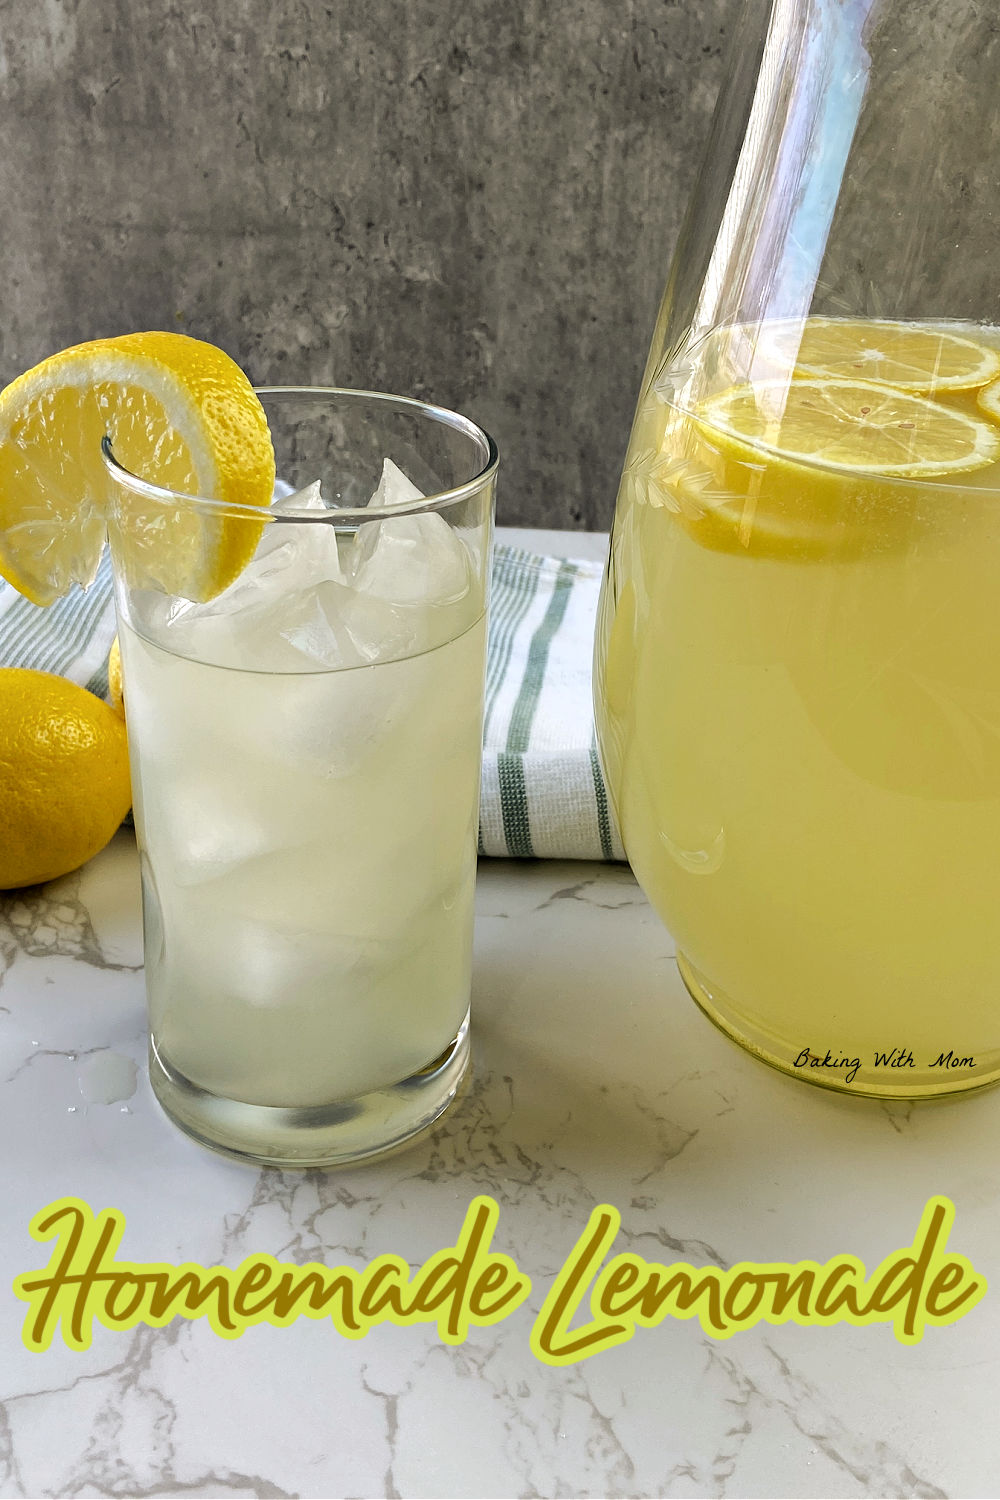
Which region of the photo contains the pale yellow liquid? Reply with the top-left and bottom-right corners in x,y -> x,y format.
121,614 -> 485,1108
595,348 -> 1000,1096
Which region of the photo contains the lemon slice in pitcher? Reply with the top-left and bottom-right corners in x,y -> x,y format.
664,376 -> 1000,560
976,377 -> 1000,426
766,318 -> 1000,394
0,332 -> 275,606
701,377 -> 1000,475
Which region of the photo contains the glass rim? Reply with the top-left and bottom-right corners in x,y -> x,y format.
101,384 -> 500,524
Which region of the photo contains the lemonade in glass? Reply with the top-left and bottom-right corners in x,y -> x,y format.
107,387 -> 497,1162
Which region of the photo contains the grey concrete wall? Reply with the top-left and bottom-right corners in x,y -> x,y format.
0,0 -> 731,528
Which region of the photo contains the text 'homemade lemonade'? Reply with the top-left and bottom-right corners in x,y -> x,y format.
595,319 -> 1000,1097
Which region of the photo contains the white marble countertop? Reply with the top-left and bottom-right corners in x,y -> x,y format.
2,531 -> 1000,1500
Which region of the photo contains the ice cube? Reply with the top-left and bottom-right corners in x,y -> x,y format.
273,479 -> 327,510
144,772 -> 280,887
352,513 -> 470,606
262,576 -> 364,669
254,479 -> 343,581
256,480 -> 331,562
151,478 -> 354,669
358,459 -> 470,602
336,458 -> 473,661
369,458 -> 425,509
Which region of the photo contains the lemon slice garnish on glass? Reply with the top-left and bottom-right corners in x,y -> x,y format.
762,318 -> 1000,395
0,331 -> 275,606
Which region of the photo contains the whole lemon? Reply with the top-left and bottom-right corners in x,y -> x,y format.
107,637 -> 124,717
0,668 -> 131,889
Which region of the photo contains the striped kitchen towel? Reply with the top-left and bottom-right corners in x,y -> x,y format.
0,542 -> 626,862
480,545 -> 625,861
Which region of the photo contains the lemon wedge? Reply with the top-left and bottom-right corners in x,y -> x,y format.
764,318 -> 1000,395
0,332 -> 275,606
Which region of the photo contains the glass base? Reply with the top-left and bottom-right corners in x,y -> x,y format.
148,1011 -> 471,1167
677,954 -> 1000,1101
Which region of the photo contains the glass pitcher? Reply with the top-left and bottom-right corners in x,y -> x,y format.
594,0 -> 1000,1098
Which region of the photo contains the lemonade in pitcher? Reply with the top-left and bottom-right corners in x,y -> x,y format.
595,319 -> 1000,1097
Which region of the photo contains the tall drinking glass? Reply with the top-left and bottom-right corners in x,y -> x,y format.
595,0 -> 1000,1097
105,388 -> 497,1163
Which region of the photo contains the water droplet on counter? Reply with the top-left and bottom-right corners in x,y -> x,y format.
77,1052 -> 138,1106
67,1106 -> 77,1114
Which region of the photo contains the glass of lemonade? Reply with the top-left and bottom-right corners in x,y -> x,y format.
594,0 -> 1000,1098
104,388 -> 497,1164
